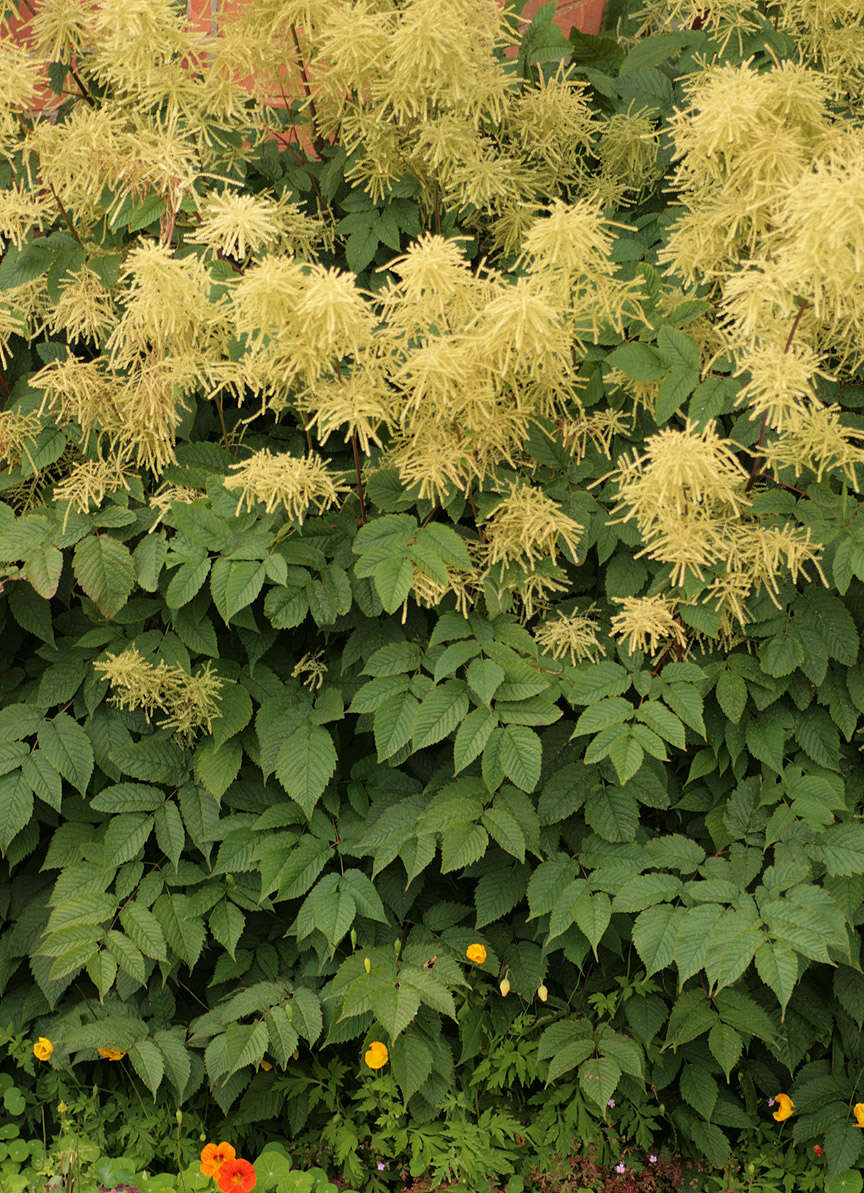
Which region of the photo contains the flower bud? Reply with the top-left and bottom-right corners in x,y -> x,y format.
200,1133 -> 207,1143
292,1049 -> 299,1060
350,928 -> 357,949
537,984 -> 548,1002
364,957 -> 371,973
499,978 -> 510,997
176,1109 -> 182,1126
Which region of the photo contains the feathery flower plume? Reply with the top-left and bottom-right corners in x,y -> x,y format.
610,595 -> 687,658
534,608 -> 605,665
223,449 -> 349,521
483,482 -> 582,570
94,647 -> 223,741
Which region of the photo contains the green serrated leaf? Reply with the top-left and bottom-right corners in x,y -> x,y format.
275,724 -> 337,817
73,535 -> 135,618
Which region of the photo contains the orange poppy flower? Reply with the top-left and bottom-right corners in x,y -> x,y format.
216,1157 -> 257,1193
364,1040 -> 389,1070
200,1142 -> 237,1177
97,1047 -> 126,1061
772,1093 -> 794,1122
853,1103 -> 864,1128
465,943 -> 487,965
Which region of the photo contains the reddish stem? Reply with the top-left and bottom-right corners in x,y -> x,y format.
744,300 -> 808,495
351,432 -> 366,525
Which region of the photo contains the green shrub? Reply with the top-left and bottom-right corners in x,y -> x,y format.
1,0 -> 864,1186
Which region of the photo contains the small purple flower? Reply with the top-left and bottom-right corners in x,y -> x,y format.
607,1098 -> 615,1108
376,1163 -> 386,1172
767,1097 -> 776,1108
648,1155 -> 658,1164
615,1163 -> 626,1175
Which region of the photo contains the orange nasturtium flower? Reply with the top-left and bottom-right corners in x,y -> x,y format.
200,1142 -> 237,1177
466,943 -> 487,965
216,1157 -> 257,1193
772,1093 -> 795,1122
364,1040 -> 389,1070
853,1103 -> 864,1128
97,1047 -> 126,1061
33,1037 -> 53,1061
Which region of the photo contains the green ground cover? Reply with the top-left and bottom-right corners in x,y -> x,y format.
1,0 -> 864,1190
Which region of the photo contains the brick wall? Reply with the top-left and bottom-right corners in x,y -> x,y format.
7,0 -> 610,118
520,0 -> 608,36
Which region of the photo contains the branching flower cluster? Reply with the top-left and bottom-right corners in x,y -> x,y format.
94,647 -> 223,741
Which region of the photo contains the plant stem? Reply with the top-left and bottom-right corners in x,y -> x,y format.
352,431 -> 366,524
755,473 -> 806,497
650,638 -> 677,677
67,63 -> 96,107
47,180 -> 83,244
744,299 -> 808,495
160,182 -> 181,247
290,25 -> 327,158
215,395 -> 231,451
452,420 -> 483,533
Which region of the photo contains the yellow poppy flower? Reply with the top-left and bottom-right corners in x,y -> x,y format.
364,1040 -> 388,1070
853,1103 -> 864,1128
33,1037 -> 53,1061
773,1093 -> 794,1121
97,1047 -> 126,1061
465,943 -> 487,965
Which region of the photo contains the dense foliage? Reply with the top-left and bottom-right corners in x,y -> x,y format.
2,0 -> 864,1188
